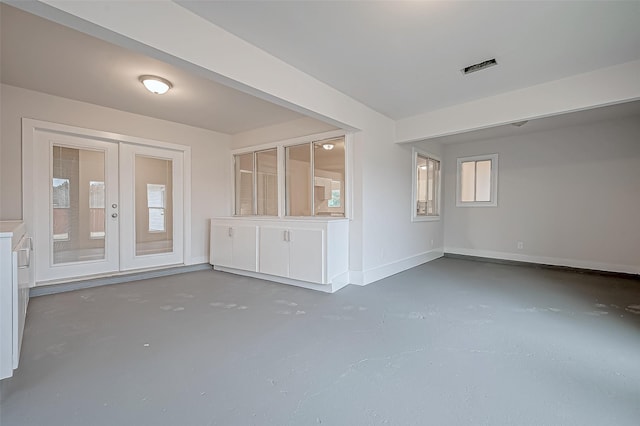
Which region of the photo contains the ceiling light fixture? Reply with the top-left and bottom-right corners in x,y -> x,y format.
322,143 -> 334,150
139,75 -> 172,95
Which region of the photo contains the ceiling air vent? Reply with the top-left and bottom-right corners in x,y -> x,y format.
461,58 -> 498,75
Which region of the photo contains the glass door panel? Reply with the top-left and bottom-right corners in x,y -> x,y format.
52,146 -> 106,263
135,155 -> 173,256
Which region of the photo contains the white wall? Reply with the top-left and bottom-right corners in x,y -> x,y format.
0,84 -> 232,264
231,117 -> 337,149
443,114 -> 640,274
354,127 -> 445,285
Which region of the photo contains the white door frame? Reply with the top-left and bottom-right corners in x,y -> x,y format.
23,118 -> 192,285
119,143 -> 184,271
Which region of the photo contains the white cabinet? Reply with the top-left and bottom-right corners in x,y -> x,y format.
210,217 -> 349,292
210,224 -> 257,271
1,221 -> 32,380
258,227 -> 290,277
259,227 -> 324,283
289,228 -> 324,283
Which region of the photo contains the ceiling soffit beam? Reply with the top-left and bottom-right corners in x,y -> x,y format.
25,0 -> 392,132
396,59 -> 640,144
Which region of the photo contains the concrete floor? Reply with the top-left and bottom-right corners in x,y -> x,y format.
1,257 -> 639,425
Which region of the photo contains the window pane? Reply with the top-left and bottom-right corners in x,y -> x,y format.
313,137 -> 345,217
433,160 -> 440,215
235,153 -> 254,215
147,184 -> 166,232
475,160 -> 492,202
286,144 -> 311,216
256,149 -> 278,216
89,181 -> 105,238
148,208 -> 165,232
328,182 -> 341,208
53,178 -> 70,208
460,161 -> 476,202
416,155 -> 428,215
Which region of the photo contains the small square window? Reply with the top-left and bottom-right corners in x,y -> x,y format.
456,154 -> 498,207
412,149 -> 441,221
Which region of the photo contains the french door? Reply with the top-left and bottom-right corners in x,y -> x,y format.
118,143 -> 183,271
34,130 -> 184,283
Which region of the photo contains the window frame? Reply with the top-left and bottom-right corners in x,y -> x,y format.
411,148 -> 441,222
286,137 -> 346,218
231,130 -> 350,219
456,153 -> 499,207
233,148 -> 279,217
146,183 -> 167,233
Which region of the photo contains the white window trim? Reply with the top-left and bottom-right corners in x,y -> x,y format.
456,153 -> 499,207
411,147 -> 441,222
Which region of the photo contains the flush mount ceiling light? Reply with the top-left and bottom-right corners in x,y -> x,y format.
139,75 -> 172,95
322,143 -> 334,150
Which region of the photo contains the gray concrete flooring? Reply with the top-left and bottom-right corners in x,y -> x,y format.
1,258 -> 639,425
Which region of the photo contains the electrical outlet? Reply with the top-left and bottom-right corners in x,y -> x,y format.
517,241 -> 524,250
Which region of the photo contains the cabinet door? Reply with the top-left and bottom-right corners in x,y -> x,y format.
231,226 -> 257,272
289,229 -> 324,284
259,227 -> 289,277
210,224 -> 233,267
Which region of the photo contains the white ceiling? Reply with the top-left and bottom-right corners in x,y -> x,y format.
0,4 -> 309,135
2,1 -> 639,139
177,0 -> 640,120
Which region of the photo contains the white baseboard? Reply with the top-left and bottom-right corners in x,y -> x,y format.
212,266 -> 348,293
350,249 -> 444,286
444,247 -> 640,275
